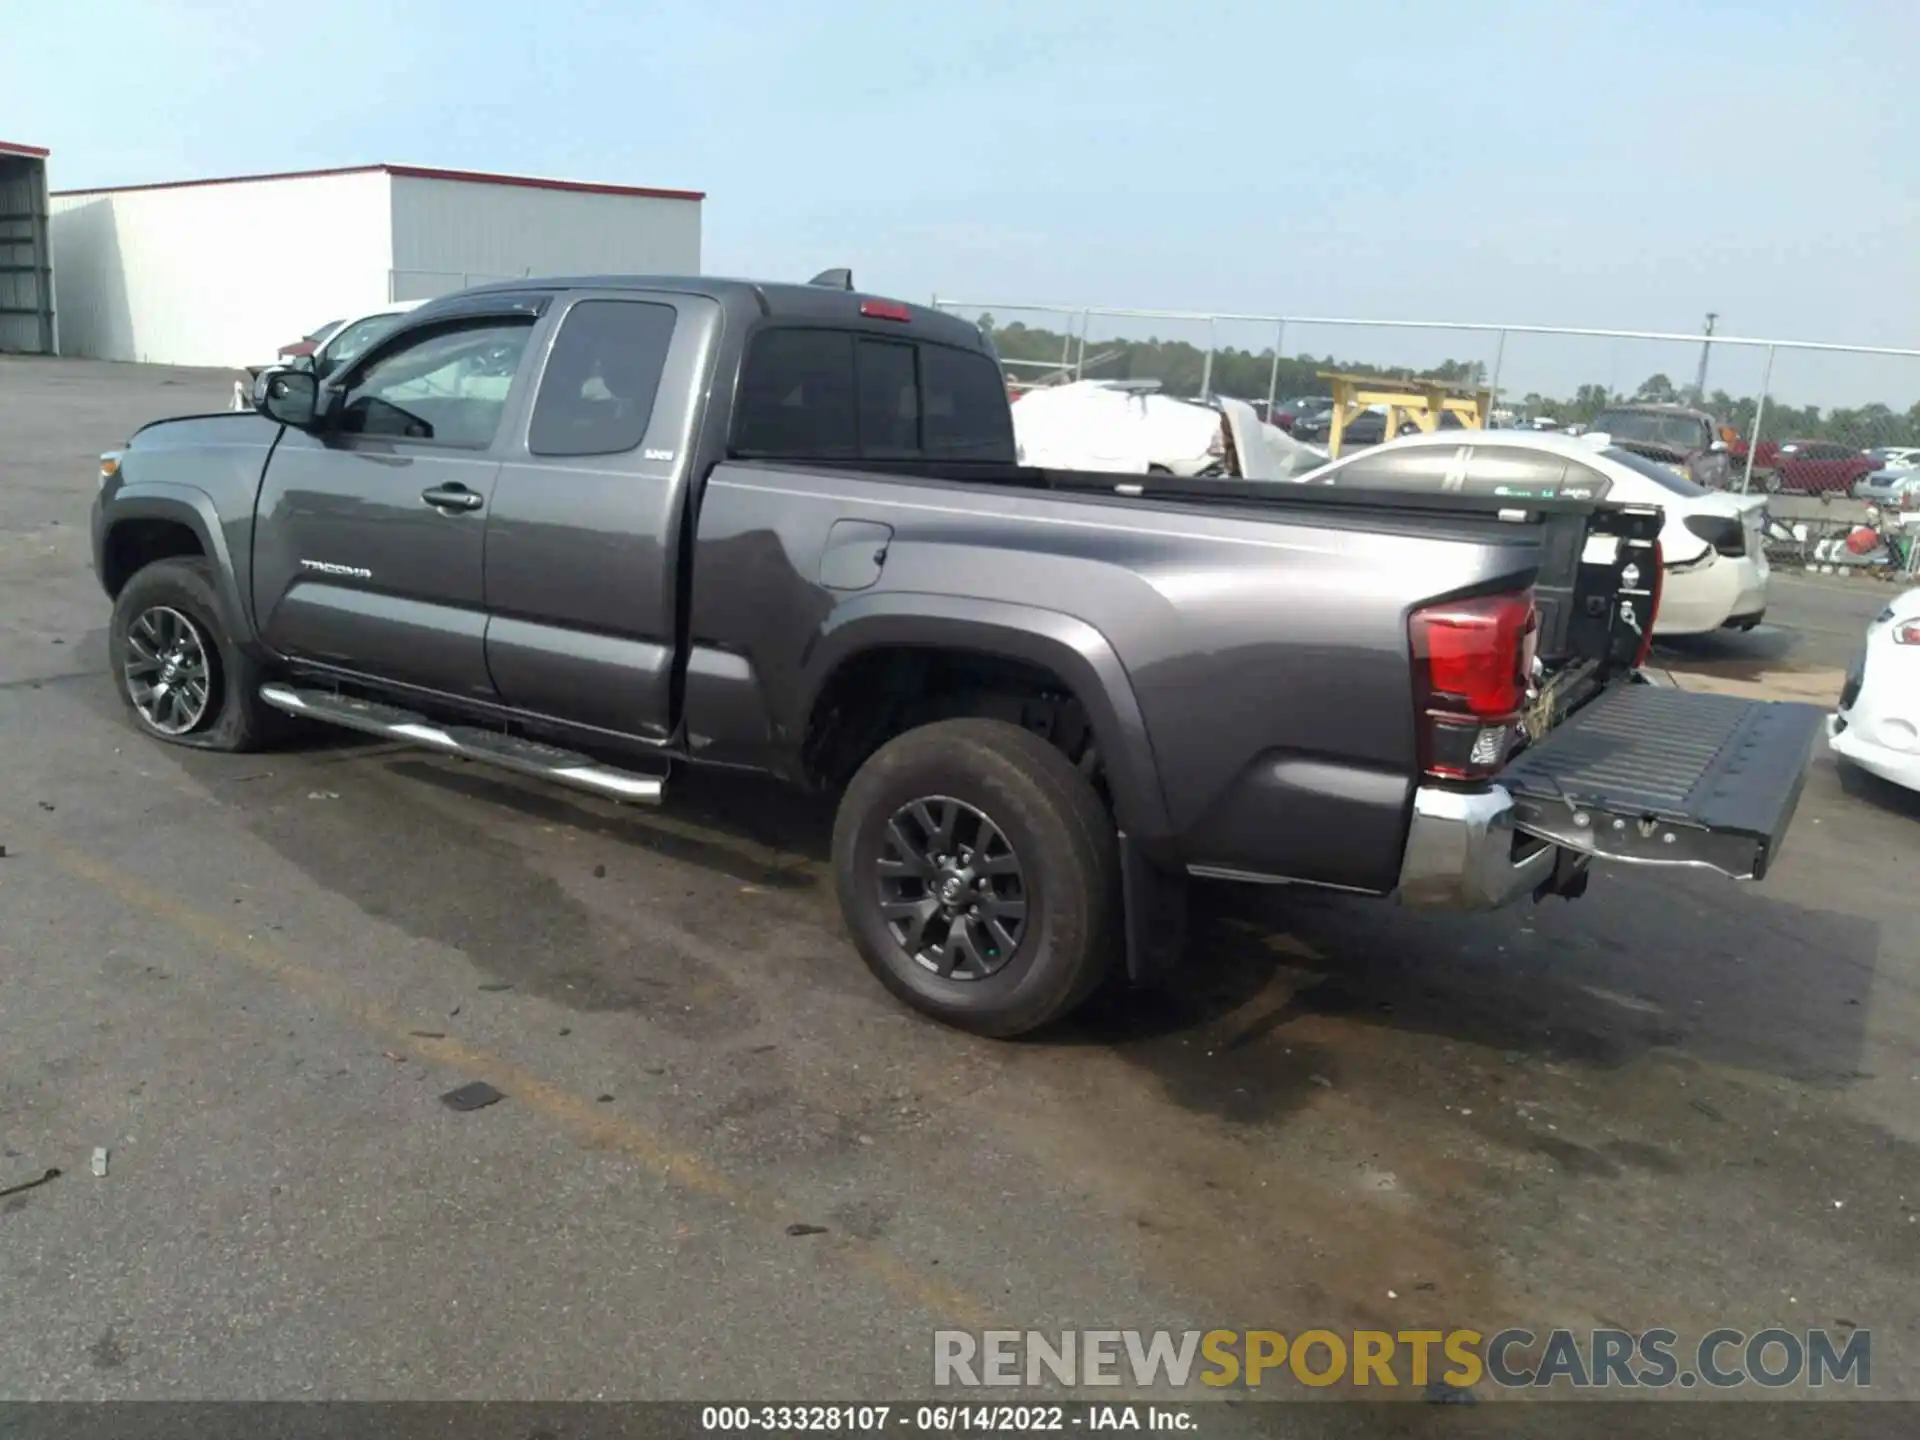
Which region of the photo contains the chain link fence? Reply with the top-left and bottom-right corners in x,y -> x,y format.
935,298 -> 1920,578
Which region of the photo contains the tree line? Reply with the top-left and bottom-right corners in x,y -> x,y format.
979,316 -> 1920,450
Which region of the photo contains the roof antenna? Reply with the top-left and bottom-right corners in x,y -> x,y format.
808,268 -> 854,290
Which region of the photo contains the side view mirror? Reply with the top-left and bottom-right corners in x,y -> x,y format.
252,365 -> 321,428
1709,438 -> 1729,453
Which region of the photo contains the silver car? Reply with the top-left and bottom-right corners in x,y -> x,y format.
1852,466 -> 1920,503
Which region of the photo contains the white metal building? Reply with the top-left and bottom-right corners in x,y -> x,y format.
0,140 -> 55,354
48,163 -> 704,367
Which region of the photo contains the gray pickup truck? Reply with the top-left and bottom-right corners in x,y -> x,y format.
91,272 -> 1823,1035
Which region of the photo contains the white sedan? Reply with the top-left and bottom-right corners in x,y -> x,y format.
1299,428 -> 1770,636
1829,588 -> 1920,794
308,299 -> 425,378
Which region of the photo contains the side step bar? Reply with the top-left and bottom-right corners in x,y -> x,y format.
258,684 -> 666,805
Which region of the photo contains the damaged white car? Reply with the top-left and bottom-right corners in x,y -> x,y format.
1010,380 -> 1324,481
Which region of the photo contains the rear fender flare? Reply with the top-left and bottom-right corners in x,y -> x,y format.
803,592 -> 1173,841
101,484 -> 258,649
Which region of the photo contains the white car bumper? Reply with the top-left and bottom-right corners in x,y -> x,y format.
1829,642 -> 1920,793
1657,548 -> 1770,636
1828,712 -> 1920,792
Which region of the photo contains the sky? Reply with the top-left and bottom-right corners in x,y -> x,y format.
8,0 -> 1920,406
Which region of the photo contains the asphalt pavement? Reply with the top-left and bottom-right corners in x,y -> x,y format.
3,357 -> 1917,1410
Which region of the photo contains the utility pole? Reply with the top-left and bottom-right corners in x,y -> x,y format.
1692,311 -> 1718,403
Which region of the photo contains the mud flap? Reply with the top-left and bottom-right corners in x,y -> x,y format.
1497,685 -> 1824,881
1119,831 -> 1188,984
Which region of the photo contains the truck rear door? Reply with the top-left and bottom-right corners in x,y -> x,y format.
481,291 -> 718,742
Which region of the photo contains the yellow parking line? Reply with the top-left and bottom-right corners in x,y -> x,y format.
42,840 -> 989,1328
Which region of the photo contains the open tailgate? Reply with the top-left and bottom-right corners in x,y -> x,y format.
1497,685 -> 1824,881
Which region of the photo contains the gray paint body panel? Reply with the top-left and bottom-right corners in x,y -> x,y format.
95,276 -> 1598,892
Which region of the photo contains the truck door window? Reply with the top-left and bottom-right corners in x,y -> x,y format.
528,300 -> 679,458
337,319 -> 532,448
732,329 -> 859,458
856,339 -> 920,457
922,342 -> 1017,459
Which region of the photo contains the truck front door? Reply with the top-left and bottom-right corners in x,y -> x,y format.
250,310 -> 540,699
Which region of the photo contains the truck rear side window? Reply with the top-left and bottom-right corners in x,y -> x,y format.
732,327 -> 1013,462
732,329 -> 860,458
529,300 -> 679,458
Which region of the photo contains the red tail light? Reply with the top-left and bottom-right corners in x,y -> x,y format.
1409,589 -> 1538,781
859,300 -> 912,322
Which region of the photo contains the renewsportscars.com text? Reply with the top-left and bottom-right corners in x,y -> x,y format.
933,1327 -> 1871,1391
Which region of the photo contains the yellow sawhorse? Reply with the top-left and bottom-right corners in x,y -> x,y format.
1319,371 -> 1490,458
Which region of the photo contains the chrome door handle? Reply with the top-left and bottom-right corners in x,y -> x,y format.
421,484 -> 483,512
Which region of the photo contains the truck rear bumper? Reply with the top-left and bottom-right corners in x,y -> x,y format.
1397,685 -> 1825,910
1396,784 -> 1559,911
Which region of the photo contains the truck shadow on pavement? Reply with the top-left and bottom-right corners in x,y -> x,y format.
1061,870 -> 1879,1108
386,758 -> 828,892
142,689 -> 1877,1103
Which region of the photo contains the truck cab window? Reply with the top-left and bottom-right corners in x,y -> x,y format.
732,329 -> 859,458
337,320 -> 531,448
856,339 -> 919,456
529,300 -> 679,458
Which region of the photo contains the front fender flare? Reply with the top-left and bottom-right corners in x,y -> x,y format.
802,591 -> 1173,842
98,483 -> 258,649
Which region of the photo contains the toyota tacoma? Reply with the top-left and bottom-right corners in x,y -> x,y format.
91,272 -> 1824,1035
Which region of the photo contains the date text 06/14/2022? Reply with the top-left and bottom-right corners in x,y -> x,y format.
700,1405 -> 1195,1431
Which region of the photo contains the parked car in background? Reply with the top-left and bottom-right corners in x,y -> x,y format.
304,300 -> 425,379
1829,587 -> 1920,795
1853,466 -> 1920,505
1268,394 -> 1332,433
1590,403 -> 1734,489
1866,446 -> 1920,470
1764,439 -> 1881,495
277,318 -> 347,362
1288,405 -> 1462,448
1299,429 -> 1771,634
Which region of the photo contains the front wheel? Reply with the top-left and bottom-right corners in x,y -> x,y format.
831,718 -> 1121,1037
109,557 -> 288,752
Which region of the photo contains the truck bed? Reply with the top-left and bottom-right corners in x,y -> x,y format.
731,456 -> 1663,673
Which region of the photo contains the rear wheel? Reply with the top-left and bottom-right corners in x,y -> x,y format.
832,718 -> 1120,1037
109,558 -> 288,752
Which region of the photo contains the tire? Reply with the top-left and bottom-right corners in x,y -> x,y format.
832,718 -> 1121,1037
108,557 -> 288,753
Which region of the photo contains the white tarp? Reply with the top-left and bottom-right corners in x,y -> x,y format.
1012,381 -> 1321,480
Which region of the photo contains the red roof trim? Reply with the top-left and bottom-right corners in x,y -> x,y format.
385,164 -> 703,202
0,140 -> 51,158
51,162 -> 703,202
